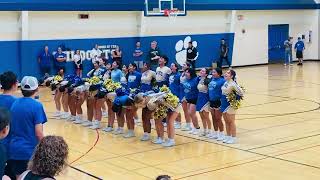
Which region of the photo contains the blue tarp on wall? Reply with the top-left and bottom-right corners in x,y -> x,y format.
0,33 -> 234,79
0,0 -> 317,10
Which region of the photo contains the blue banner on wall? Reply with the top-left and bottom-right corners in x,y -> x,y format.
0,33 -> 234,79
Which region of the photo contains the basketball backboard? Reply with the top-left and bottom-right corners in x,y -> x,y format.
145,0 -> 186,16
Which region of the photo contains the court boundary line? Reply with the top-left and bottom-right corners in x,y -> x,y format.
69,165 -> 103,180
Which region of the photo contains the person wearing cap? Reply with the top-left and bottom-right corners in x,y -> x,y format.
7,76 -> 47,178
186,41 -> 198,68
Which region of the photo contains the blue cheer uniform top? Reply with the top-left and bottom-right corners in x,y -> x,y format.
184,77 -> 199,101
196,77 -> 210,112
128,71 -> 142,89
180,72 -> 188,102
208,77 -> 225,101
220,80 -> 244,114
141,70 -> 156,92
169,71 -> 181,100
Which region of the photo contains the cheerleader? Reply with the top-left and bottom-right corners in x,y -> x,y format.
183,68 -> 201,135
134,91 -> 180,147
208,68 -> 225,140
139,63 -> 156,141
180,63 -> 192,131
81,61 -> 105,128
141,63 -> 156,93
156,56 -> 171,88
124,63 -> 142,137
196,68 -> 211,137
52,70 -> 66,118
73,81 -> 87,124
169,63 -> 182,129
102,61 -> 124,133
73,50 -> 83,77
221,69 -> 244,144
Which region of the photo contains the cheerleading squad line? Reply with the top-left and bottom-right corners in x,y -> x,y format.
44,55 -> 244,147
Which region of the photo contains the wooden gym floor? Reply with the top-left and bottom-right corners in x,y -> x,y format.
38,63 -> 320,179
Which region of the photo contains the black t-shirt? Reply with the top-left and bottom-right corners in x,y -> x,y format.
187,47 -> 198,60
220,44 -> 228,57
0,143 -> 6,177
22,171 -> 55,180
147,48 -> 161,65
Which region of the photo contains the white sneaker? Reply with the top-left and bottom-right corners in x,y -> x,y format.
290,63 -> 293,66
217,133 -> 225,141
209,132 -> 219,139
174,122 -> 181,129
102,111 -> 108,118
52,111 -> 62,118
123,130 -> 135,138
61,112 -> 70,119
140,133 -> 151,141
223,136 -> 231,143
73,116 -> 83,124
206,132 -> 212,138
89,121 -> 101,130
181,124 -> 192,131
199,130 -> 207,137
82,120 -> 92,127
284,64 -> 287,66
192,128 -> 200,135
102,126 -> 113,132
162,139 -> 175,147
163,122 -> 167,127
188,128 -> 195,134
113,128 -> 124,135
67,116 -> 76,122
152,137 -> 164,144
225,137 -> 237,144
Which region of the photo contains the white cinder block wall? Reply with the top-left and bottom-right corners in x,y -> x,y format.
28,11 -> 140,40
0,10 -> 318,65
0,12 -> 20,40
232,10 -> 319,66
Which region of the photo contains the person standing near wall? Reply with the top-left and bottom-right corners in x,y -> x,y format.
133,41 -> 144,72
54,47 -> 67,75
0,108 -> 10,180
112,46 -> 123,66
73,50 -> 83,77
146,41 -> 161,71
91,44 -> 102,65
295,37 -> 305,66
38,45 -> 52,76
218,39 -> 231,68
284,37 -> 293,66
186,41 -> 198,68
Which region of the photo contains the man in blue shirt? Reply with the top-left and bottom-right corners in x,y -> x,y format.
38,45 -> 52,76
0,71 -> 17,180
54,47 -> 67,74
133,41 -> 144,72
8,76 -> 47,178
0,108 -> 10,180
294,37 -> 305,66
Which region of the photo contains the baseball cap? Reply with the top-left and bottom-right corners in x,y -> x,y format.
21,76 -> 39,91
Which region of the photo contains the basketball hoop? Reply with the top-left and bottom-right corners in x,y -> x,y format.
164,9 -> 179,22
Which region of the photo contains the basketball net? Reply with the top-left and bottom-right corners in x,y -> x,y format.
164,9 -> 178,23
